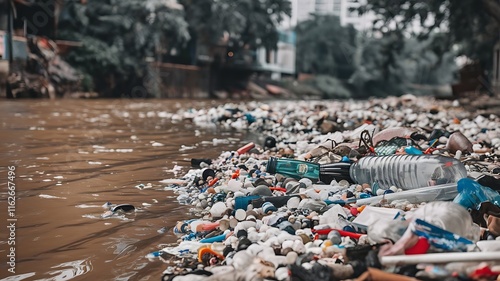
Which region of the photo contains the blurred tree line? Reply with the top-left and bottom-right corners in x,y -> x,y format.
296,0 -> 499,98
58,0 -> 291,97
58,0 -> 498,98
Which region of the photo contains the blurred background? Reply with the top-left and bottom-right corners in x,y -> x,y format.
0,0 -> 499,100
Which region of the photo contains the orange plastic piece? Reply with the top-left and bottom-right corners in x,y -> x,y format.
197,246 -> 225,263
270,187 -> 287,193
357,205 -> 366,213
208,178 -> 219,186
236,143 -> 255,155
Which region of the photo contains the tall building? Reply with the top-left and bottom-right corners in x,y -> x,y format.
254,0 -> 374,79
294,0 -> 374,30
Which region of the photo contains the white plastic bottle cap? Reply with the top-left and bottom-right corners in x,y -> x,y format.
235,209 -> 247,221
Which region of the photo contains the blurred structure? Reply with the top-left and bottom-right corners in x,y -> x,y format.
254,30 -> 296,80
0,0 -> 81,98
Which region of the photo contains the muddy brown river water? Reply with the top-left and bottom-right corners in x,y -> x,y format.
0,99 -> 251,281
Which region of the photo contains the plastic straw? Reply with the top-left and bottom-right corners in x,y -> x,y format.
381,252 -> 500,265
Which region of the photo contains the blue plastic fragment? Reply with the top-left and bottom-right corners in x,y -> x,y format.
453,178 -> 500,210
405,146 -> 423,155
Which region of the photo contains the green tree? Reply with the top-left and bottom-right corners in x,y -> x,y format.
295,15 -> 358,79
360,0 -> 500,73
179,0 -> 292,62
58,0 -> 190,96
349,33 -> 458,98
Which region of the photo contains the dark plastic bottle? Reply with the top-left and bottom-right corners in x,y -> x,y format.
319,155 -> 467,190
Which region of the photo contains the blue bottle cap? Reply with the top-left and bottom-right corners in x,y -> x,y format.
359,193 -> 371,199
343,225 -> 356,232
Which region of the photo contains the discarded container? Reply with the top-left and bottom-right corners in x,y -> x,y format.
191,158 -> 213,167
110,204 -> 135,212
319,155 -> 467,190
234,195 -> 261,210
446,131 -> 473,154
453,178 -> 500,210
266,157 -> 320,180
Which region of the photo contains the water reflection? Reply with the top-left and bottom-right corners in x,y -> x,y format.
43,259 -> 93,281
3,259 -> 92,281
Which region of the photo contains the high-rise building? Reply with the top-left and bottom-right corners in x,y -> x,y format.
293,0 -> 374,30
255,0 -> 374,79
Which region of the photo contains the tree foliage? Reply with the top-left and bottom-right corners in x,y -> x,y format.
180,0 -> 292,52
58,0 -> 190,96
58,0 -> 291,96
295,15 -> 357,80
294,13 -> 459,98
360,0 -> 500,72
349,34 -> 458,97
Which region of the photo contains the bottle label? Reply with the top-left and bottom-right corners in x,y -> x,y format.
297,164 -> 308,175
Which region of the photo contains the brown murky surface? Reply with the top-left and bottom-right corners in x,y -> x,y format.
0,99 -> 250,280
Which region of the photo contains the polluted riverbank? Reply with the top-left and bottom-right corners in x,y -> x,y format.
147,95 -> 500,281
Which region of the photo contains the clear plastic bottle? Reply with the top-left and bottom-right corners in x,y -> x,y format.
320,155 -> 467,190
266,157 -> 320,180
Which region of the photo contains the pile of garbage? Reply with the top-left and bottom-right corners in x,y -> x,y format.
150,95 -> 500,281
7,36 -> 81,98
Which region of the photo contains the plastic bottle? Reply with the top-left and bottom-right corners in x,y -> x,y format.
266,157 -> 320,180
319,155 -> 467,190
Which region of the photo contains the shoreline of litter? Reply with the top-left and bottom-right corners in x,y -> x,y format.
149,95 -> 500,281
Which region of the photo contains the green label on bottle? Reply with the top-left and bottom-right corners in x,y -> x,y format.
297,164 -> 308,175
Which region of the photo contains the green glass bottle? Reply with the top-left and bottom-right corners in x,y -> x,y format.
266,157 -> 320,180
